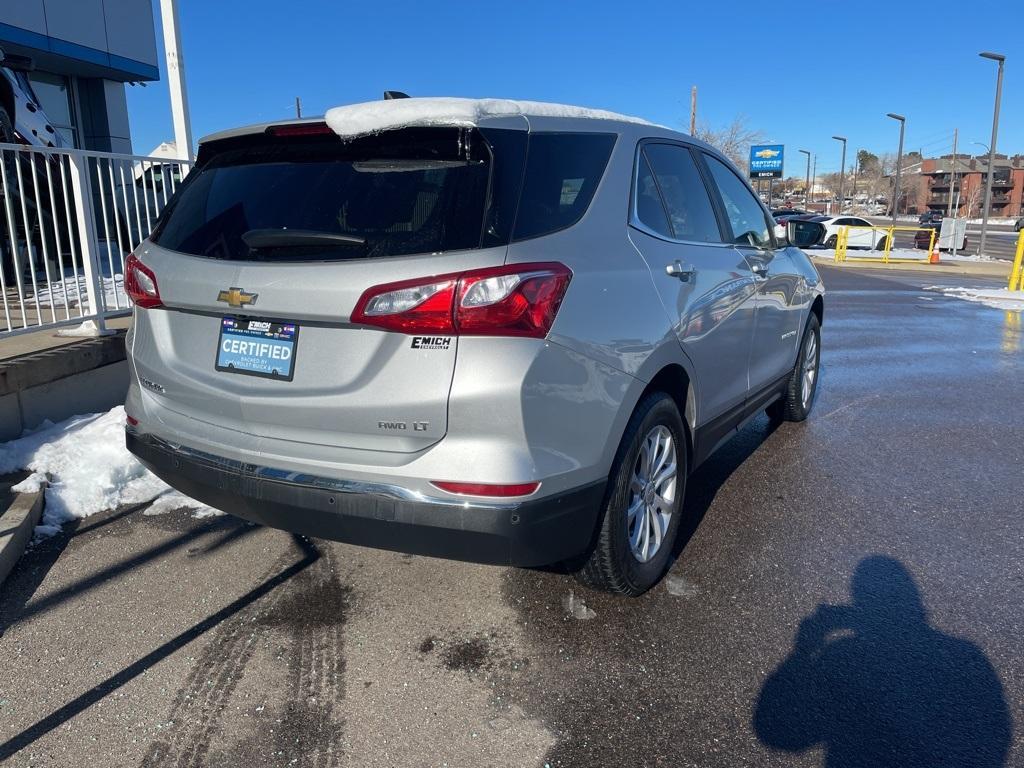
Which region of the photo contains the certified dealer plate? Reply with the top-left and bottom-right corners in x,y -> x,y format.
216,316 -> 298,380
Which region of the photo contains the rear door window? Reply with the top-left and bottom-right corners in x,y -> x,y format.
634,152 -> 672,237
642,143 -> 723,243
512,133 -> 616,241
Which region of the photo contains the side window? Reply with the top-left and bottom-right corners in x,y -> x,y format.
643,144 -> 723,243
512,132 -> 617,241
703,154 -> 772,248
634,152 -> 672,237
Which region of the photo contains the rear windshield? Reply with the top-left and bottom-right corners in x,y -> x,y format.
151,127 -> 615,261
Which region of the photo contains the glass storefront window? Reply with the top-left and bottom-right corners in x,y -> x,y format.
27,72 -> 78,147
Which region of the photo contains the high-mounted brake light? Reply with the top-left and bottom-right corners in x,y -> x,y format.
266,122 -> 334,137
351,263 -> 572,338
125,253 -> 163,309
430,481 -> 541,498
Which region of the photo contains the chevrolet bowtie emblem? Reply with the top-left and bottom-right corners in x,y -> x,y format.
216,287 -> 258,308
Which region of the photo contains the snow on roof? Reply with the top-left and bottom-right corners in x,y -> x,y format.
324,97 -> 656,138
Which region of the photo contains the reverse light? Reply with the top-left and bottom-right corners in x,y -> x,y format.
351,263 -> 571,338
430,481 -> 541,498
125,253 -> 163,309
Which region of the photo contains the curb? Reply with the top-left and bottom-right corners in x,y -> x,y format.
813,258 -> 1011,279
0,485 -> 45,587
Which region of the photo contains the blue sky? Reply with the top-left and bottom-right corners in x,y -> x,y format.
128,0 -> 1021,176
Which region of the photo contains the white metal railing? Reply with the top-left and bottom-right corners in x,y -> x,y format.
0,142 -> 191,336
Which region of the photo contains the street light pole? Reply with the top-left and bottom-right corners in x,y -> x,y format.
799,149 -> 811,211
832,136 -> 847,215
977,51 -> 1005,258
811,154 -> 817,211
886,113 -> 906,228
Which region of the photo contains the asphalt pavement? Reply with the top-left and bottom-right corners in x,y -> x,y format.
1,265 -> 1021,767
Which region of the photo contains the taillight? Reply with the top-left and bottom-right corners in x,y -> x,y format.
124,254 -> 163,309
351,263 -> 571,338
430,481 -> 541,498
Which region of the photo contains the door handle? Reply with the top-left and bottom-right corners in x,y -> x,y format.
665,260 -> 696,281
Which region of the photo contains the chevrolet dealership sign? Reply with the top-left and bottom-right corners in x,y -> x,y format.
749,145 -> 784,179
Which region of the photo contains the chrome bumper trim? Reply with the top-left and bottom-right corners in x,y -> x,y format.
128,427 -> 524,511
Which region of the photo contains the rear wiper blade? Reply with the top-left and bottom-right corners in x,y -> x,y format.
241,229 -> 366,249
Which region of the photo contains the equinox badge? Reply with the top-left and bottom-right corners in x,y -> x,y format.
217,287 -> 259,309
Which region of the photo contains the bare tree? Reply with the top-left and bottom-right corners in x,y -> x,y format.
693,115 -> 767,172
965,184 -> 983,218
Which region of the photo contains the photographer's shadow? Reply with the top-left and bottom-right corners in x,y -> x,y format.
754,556 -> 1011,767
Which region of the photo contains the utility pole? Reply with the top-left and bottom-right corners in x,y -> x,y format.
295,97 -> 302,119
689,86 -> 697,135
159,0 -> 193,162
977,51 -> 1005,258
852,148 -> 859,207
799,149 -> 811,211
832,135 -> 847,215
886,113 -> 906,227
948,128 -> 958,218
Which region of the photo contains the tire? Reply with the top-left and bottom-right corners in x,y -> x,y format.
575,392 -> 687,596
824,235 -> 837,249
767,314 -> 821,422
876,237 -> 890,251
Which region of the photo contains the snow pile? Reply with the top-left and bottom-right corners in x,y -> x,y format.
325,97 -> 655,138
807,248 -> 990,263
924,286 -> 1024,311
0,406 -> 218,537
32,274 -> 127,312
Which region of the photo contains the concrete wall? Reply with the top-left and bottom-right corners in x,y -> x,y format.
78,78 -> 132,153
0,334 -> 129,441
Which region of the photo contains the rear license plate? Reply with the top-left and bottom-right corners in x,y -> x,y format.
216,316 -> 298,381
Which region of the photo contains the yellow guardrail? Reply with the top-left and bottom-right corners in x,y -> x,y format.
834,225 -> 936,264
1009,230 -> 1024,291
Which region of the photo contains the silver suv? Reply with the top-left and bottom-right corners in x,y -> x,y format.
125,98 -> 825,595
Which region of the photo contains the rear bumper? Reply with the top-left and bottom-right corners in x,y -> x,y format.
126,429 -> 604,567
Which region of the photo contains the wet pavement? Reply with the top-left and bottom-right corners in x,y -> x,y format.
1,265 -> 1022,767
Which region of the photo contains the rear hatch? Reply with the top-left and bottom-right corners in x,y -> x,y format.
130,125 -> 524,453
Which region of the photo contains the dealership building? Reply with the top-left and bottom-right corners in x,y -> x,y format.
0,0 -> 158,153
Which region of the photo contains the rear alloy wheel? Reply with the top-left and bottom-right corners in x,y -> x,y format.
824,235 -> 837,249
767,314 -> 821,422
575,392 -> 686,596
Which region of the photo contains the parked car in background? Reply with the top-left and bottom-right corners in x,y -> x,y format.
1015,215 -> 1023,232
818,215 -> 891,250
919,211 -> 943,225
771,208 -> 809,222
914,222 -> 967,251
125,97 -> 826,596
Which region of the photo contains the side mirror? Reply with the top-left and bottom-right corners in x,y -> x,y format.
786,220 -> 826,249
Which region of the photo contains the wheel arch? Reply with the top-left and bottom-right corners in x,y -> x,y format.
811,294 -> 824,327
641,364 -> 694,472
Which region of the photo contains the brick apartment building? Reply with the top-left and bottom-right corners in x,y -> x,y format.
905,155 -> 1024,218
